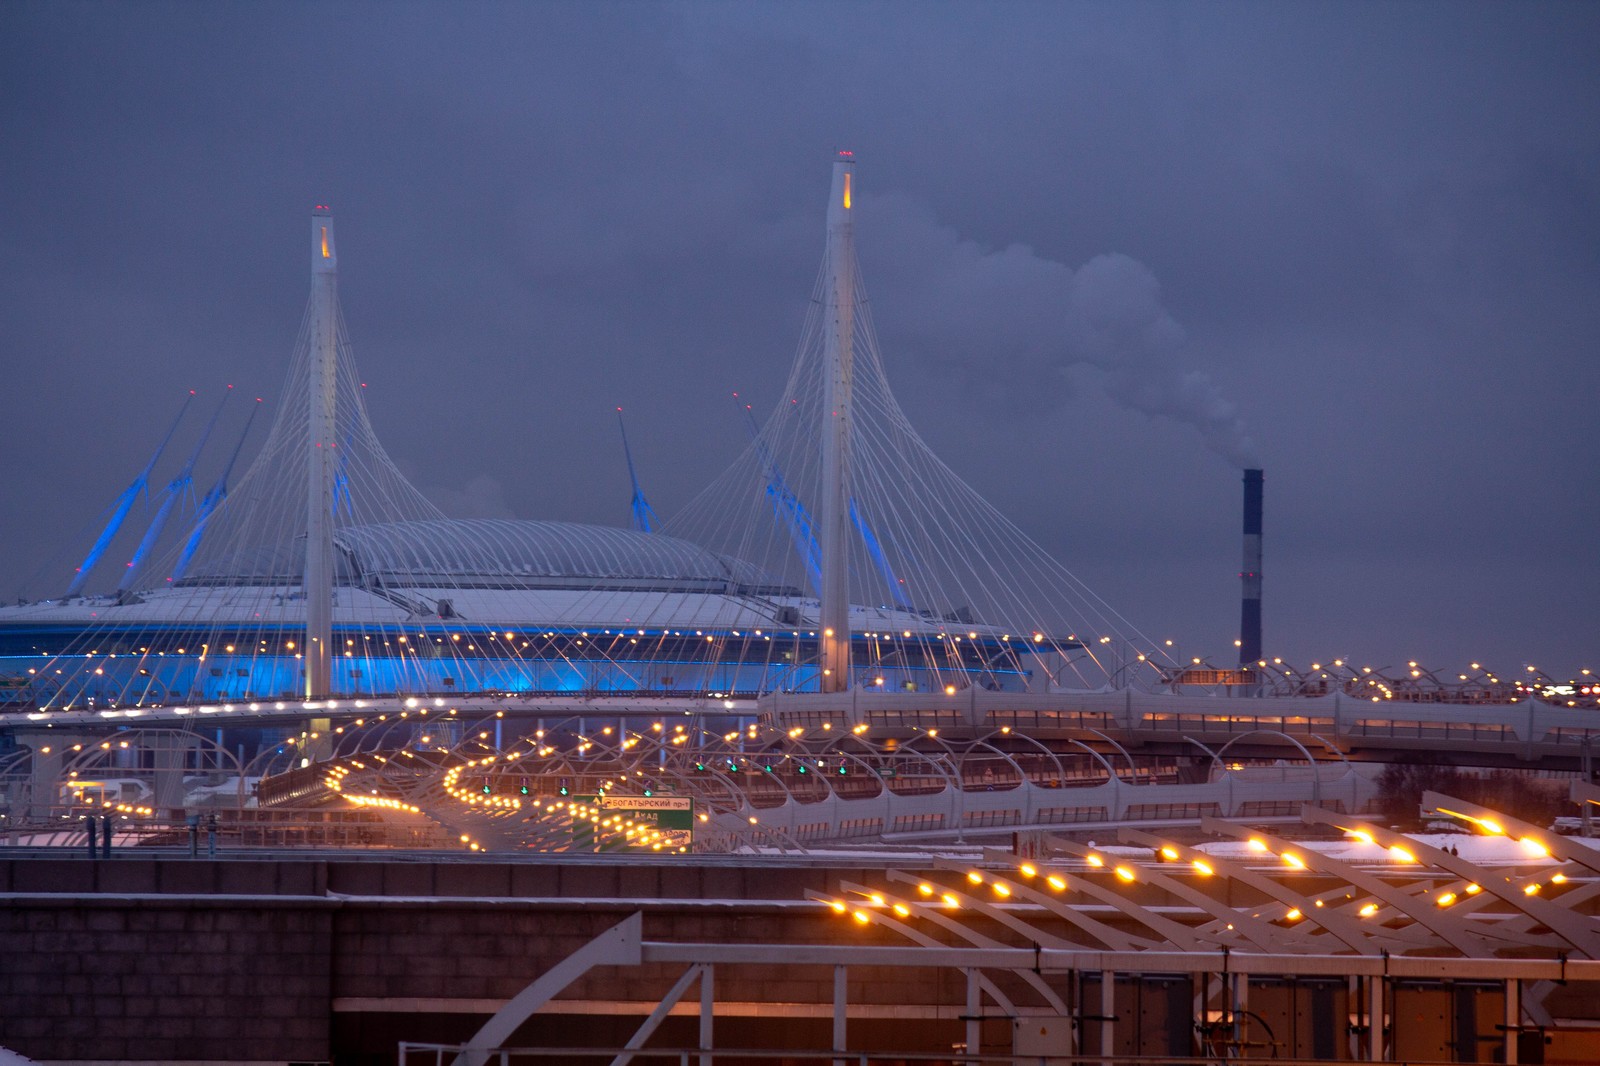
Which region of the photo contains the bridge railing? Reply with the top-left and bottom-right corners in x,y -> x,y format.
768,689 -> 1600,751
398,1045 -> 1461,1066
2,807 -> 458,849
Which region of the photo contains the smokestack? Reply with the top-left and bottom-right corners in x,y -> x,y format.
1239,468 -> 1263,666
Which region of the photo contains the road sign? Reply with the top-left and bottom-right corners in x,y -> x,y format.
594,794 -> 693,812
570,793 -> 695,850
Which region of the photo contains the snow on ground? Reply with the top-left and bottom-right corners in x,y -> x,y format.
1193,831 -> 1597,867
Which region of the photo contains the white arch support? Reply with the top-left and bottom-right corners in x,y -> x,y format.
610,963 -> 710,1066
835,878 -> 1069,1015
454,912 -> 643,1066
1201,815 -> 1497,957
1298,805 -> 1600,958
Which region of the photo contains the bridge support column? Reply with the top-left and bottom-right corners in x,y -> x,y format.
700,963 -> 714,1066
1582,739 -> 1593,837
1366,974 -> 1385,1061
1099,969 -> 1116,1064
18,733 -> 88,823
25,739 -> 64,824
1505,978 -> 1520,1066
149,731 -> 198,817
965,967 -> 981,1062
1231,971 -> 1249,1056
308,718 -> 334,762
833,964 -> 847,1066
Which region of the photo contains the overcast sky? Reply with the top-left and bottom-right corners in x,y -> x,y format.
2,1 -> 1595,678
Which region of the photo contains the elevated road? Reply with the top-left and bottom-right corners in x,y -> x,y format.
6,686 -> 1599,772
762,688 -> 1600,773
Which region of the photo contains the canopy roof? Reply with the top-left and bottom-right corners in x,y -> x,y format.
180,519 -> 792,593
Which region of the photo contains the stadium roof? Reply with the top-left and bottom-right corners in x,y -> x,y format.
176,519 -> 792,594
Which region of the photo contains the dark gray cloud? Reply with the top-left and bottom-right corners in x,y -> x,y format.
1,0 -> 1596,676
848,194 -> 1257,463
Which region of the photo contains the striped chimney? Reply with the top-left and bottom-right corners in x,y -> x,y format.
1239,469 -> 1263,666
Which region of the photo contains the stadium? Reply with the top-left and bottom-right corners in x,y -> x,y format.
0,515 -> 1045,707
9,155 -> 1600,1066
0,158 -> 1105,717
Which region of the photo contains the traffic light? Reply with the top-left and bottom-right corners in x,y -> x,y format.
558,785 -> 569,797
643,787 -> 653,797
519,779 -> 530,796
763,762 -> 774,773
481,780 -> 492,794
694,762 -> 707,772
797,764 -> 808,775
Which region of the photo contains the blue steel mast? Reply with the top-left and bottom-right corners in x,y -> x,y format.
741,399 -> 911,610
848,498 -> 913,612
170,397 -> 262,582
117,387 -> 231,593
616,408 -> 658,534
65,392 -> 194,597
739,401 -> 821,597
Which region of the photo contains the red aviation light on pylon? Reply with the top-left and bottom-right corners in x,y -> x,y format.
838,150 -> 853,157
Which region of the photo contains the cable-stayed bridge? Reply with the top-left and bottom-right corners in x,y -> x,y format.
3,155 -> 1156,713
1,155 -> 1592,850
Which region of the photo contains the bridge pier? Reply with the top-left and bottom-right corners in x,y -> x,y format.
15,731 -> 89,823
1098,968 -> 1115,1062
1366,973 -> 1385,1062
147,730 -> 199,816
832,964 -> 847,1065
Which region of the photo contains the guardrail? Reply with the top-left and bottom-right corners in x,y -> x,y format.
397,1044 -> 1469,1066
2,808 -> 457,849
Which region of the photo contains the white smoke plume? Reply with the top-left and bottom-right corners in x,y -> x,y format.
871,195 -> 1260,468
1065,252 -> 1260,468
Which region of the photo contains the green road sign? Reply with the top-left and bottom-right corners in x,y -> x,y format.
570,793 -> 695,851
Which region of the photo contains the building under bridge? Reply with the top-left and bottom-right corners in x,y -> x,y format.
5,792 -> 1600,1064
